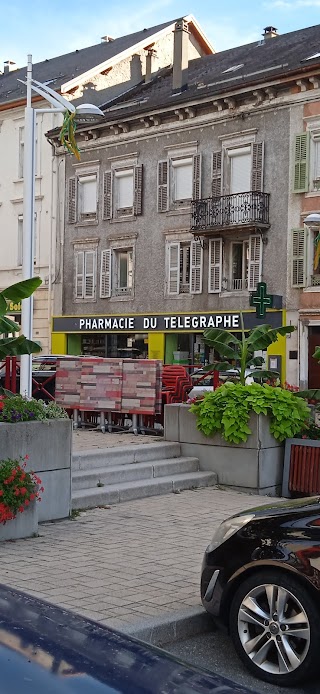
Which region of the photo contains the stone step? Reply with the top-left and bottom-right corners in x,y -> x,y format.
72,471 -> 217,509
72,457 -> 200,491
72,442 -> 181,471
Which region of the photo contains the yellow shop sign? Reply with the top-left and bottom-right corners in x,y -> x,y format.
8,301 -> 21,313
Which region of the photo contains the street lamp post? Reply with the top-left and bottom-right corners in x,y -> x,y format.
19,56 -> 103,397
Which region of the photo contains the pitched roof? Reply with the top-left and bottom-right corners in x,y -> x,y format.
0,16 -> 213,108
100,23 -> 320,119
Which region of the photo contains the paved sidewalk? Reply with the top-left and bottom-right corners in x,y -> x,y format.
73,428 -> 161,451
0,487 -> 279,633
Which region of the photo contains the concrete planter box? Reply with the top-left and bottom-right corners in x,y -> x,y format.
0,419 -> 72,521
0,500 -> 38,541
165,404 -> 284,495
282,438 -> 320,497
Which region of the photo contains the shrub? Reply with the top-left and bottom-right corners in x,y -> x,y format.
190,382 -> 310,444
0,395 -> 68,423
0,455 -> 43,524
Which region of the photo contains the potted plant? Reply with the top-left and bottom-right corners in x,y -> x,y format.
0,278 -> 72,521
165,319 -> 309,495
0,455 -> 43,540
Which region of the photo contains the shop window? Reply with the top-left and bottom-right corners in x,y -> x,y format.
75,249 -> 97,300
166,240 -> 202,295
157,154 -> 201,212
102,165 -> 143,220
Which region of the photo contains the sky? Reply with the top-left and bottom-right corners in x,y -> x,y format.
0,0 -> 320,69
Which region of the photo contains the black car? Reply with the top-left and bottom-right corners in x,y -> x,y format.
0,583 -> 256,694
201,496 -> 320,687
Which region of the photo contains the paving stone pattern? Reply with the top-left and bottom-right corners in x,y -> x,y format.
0,488 -> 278,633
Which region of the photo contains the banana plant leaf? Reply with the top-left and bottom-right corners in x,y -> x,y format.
0,278 -> 42,303
203,328 -> 240,360
0,316 -> 21,334
246,324 -> 294,350
0,336 -> 41,359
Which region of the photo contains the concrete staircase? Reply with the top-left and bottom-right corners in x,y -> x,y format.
72,442 -> 217,509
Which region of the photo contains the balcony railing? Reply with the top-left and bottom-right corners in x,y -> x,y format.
191,191 -> 270,232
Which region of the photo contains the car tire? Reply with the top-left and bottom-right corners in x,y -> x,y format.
229,570 -> 320,687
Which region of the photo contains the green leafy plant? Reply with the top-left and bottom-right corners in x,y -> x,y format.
0,395 -> 68,423
0,455 -> 43,524
0,278 -> 42,358
190,382 -> 310,444
202,314 -> 294,385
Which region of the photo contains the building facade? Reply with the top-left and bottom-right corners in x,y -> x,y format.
0,16 -> 211,353
50,23 -> 320,385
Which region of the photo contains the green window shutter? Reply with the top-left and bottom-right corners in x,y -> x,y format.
292,228 -> 306,287
293,134 -> 309,193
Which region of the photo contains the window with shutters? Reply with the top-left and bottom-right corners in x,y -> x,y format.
113,248 -> 134,296
218,140 -> 264,196
17,213 -> 37,266
230,240 -> 249,291
74,249 -> 97,300
166,240 -> 203,295
102,165 -> 143,219
78,174 -> 97,221
293,133 -> 309,193
158,153 -> 201,212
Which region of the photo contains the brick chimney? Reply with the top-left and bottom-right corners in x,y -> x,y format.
4,60 -> 17,74
145,48 -> 157,83
172,18 -> 189,93
263,26 -> 279,39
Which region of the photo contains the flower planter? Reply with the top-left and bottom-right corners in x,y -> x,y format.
0,419 -> 72,521
282,438 -> 320,497
165,404 -> 284,495
0,500 -> 38,541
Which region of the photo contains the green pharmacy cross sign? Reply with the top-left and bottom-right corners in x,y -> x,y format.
250,282 -> 273,319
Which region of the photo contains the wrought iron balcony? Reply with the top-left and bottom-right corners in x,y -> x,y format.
191,191 -> 270,233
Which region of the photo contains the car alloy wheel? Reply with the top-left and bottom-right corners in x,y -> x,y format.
238,583 -> 310,674
229,571 -> 320,686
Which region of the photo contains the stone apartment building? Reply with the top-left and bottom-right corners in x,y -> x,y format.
0,15 -> 211,352
50,22 -> 320,386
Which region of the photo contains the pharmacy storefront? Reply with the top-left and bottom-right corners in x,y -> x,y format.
52,309 -> 286,379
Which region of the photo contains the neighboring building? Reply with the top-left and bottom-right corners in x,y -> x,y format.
290,101 -> 320,389
49,23 -> 320,385
0,16 -> 211,352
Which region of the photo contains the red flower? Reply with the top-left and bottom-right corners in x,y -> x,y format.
20,487 -> 27,495
18,506 -> 24,513
24,455 -> 29,460
30,493 -> 35,501
0,491 -> 3,497
24,499 -> 30,506
40,487 -> 44,493
14,489 -> 20,496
